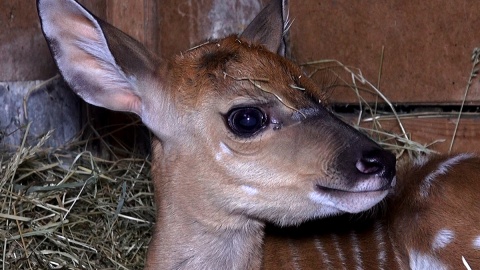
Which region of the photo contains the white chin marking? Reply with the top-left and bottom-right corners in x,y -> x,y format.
308,190 -> 386,214
308,191 -> 335,207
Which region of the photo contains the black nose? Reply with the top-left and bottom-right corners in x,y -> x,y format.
356,149 -> 396,180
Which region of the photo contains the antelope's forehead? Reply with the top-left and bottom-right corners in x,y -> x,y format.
176,36 -> 324,106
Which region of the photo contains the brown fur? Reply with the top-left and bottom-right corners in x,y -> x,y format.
389,154 -> 480,269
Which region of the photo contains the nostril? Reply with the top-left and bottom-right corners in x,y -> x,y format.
355,149 -> 396,179
355,148 -> 396,180
356,157 -> 384,175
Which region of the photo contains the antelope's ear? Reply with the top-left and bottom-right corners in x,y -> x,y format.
240,0 -> 290,56
37,0 -> 157,115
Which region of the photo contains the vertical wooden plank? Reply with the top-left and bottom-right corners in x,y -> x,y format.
77,0 -> 106,18
0,0 -> 54,80
143,0 -> 159,53
106,0 -> 145,42
105,0 -> 157,53
0,0 -> 107,81
288,0 -> 480,104
156,0 -> 266,59
156,0 -> 191,58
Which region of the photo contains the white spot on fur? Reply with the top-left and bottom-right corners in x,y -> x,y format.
215,142 -> 233,161
420,153 -> 475,197
409,249 -> 448,270
241,185 -> 258,196
432,229 -> 455,250
473,236 -> 480,249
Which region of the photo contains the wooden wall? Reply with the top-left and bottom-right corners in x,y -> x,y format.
290,1 -> 480,104
2,0 -> 480,153
0,0 -> 266,80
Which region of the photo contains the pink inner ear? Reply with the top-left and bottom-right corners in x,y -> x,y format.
41,0 -> 143,115
72,74 -> 143,115
109,91 -> 142,115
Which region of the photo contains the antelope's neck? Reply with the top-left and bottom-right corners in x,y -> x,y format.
146,139 -> 266,270
147,194 -> 266,270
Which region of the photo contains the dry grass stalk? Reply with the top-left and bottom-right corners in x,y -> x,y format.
449,47 -> 480,152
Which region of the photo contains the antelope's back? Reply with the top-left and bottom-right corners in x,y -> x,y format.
390,153 -> 480,269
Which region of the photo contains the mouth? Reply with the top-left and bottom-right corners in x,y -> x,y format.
315,184 -> 390,194
315,176 -> 396,194
309,177 -> 396,213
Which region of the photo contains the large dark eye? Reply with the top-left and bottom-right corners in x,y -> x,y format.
227,107 -> 267,136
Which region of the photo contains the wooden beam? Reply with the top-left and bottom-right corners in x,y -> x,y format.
356,116 -> 480,153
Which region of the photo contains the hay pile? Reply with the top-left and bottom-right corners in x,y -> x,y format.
1,124 -> 154,269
